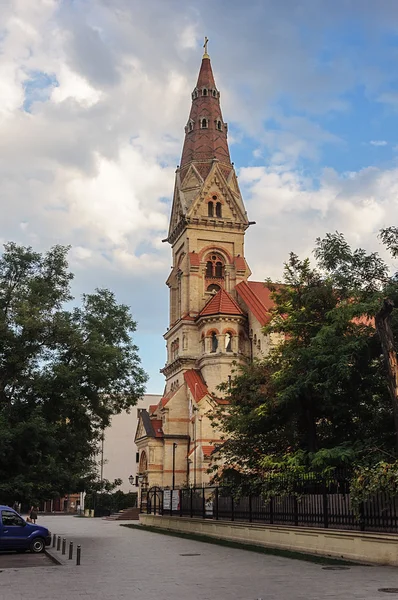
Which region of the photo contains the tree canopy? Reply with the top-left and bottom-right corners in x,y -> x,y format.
213,229 -> 398,484
0,242 -> 148,503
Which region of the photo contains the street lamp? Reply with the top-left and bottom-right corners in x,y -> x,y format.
128,474 -> 135,486
172,443 -> 178,489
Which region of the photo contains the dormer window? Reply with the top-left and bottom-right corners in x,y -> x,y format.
203,88 -> 207,96
217,120 -> 222,131
213,90 -> 217,97
188,121 -> 194,132
208,201 -> 214,217
201,118 -> 208,129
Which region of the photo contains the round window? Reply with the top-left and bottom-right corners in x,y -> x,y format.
211,255 -> 217,261
212,195 -> 217,200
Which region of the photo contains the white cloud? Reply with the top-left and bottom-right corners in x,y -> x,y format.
370,140 -> 388,146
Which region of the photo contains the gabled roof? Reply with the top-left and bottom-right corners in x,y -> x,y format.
136,410 -> 163,440
235,280 -> 275,326
184,369 -> 208,402
202,445 -> 215,457
199,288 -> 244,318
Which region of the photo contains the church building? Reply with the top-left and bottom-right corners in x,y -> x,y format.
135,44 -> 275,489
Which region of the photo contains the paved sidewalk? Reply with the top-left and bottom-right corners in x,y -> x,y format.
1,515 -> 398,600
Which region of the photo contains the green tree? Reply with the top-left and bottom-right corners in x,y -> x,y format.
0,243 -> 148,503
214,231 -> 397,481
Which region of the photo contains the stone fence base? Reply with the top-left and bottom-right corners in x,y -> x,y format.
140,514 -> 398,566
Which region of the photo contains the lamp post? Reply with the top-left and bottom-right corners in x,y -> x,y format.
172,443 -> 177,489
128,474 -> 135,486
194,383 -> 197,488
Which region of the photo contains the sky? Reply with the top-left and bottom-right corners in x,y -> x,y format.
1,0 -> 398,392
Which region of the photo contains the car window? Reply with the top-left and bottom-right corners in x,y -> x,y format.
1,510 -> 25,526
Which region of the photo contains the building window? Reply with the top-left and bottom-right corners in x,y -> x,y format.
136,452 -> 139,463
211,332 -> 218,353
213,90 -> 217,97
225,332 -> 232,352
189,121 -> 193,132
216,202 -> 222,218
207,284 -> 220,294
217,120 -> 222,131
201,118 -> 208,128
203,88 -> 207,96
205,253 -> 225,279
208,201 -> 214,217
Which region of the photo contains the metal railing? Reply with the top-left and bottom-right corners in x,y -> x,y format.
140,474 -> 398,533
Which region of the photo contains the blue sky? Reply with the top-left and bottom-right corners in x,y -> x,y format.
1,0 -> 398,393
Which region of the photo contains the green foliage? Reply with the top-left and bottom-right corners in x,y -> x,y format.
214,229 -> 398,493
0,242 -> 148,504
85,489 -> 138,512
350,461 -> 398,515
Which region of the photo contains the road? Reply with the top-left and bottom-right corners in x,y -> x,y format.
1,515 -> 398,600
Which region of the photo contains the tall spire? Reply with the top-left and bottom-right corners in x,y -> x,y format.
180,41 -> 231,175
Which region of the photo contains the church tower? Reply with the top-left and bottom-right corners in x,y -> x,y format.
135,43 -> 265,490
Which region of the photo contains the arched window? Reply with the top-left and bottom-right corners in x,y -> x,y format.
213,90 -> 217,97
216,202 -> 222,218
203,88 -> 207,96
225,332 -> 232,352
201,118 -> 208,128
205,253 -> 225,279
211,332 -> 218,353
217,120 -> 222,131
215,261 -> 223,278
207,284 -> 220,294
189,121 -> 193,132
201,334 -> 205,353
208,202 -> 214,217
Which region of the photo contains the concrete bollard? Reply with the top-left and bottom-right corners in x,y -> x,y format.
68,541 -> 73,560
76,544 -> 81,566
56,535 -> 61,551
52,533 -> 56,547
62,538 -> 66,555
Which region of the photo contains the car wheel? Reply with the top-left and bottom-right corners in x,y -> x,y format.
30,538 -> 45,553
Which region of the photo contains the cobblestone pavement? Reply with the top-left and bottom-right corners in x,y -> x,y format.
1,515 -> 398,600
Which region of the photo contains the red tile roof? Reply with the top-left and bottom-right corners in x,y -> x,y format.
160,397 -> 169,408
236,280 -> 275,326
184,369 -> 208,402
151,419 -> 163,438
199,288 -> 244,317
202,445 -> 215,457
187,445 -> 197,457
149,405 -> 158,414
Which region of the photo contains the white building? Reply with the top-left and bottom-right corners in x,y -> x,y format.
101,394 -> 162,493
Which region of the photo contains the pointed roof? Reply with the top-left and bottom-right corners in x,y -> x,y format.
184,369 -> 208,402
235,281 -> 275,326
180,51 -> 231,174
199,288 -> 244,317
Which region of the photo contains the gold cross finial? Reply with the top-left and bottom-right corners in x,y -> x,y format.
203,36 -> 209,58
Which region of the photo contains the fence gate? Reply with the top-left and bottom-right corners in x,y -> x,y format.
147,486 -> 163,515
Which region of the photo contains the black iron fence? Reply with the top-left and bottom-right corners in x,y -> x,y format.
140,474 -> 398,533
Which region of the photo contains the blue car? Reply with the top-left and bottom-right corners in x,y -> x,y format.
0,505 -> 51,553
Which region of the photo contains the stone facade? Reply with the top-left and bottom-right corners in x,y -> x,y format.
135,49 -> 277,490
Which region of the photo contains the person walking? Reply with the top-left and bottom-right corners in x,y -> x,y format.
29,504 -> 38,524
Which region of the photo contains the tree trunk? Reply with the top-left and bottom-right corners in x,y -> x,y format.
375,298 -> 398,452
